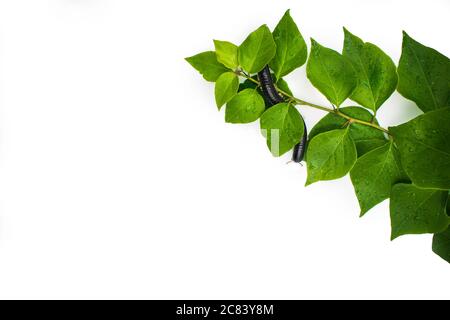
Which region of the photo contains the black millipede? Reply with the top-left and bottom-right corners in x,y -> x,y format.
257,66 -> 307,163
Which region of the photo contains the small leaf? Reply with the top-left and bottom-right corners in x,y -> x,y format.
309,106 -> 387,156
225,89 -> 265,124
238,78 -> 258,91
214,40 -> 239,69
390,184 -> 449,240
343,28 -> 398,111
260,103 -> 305,156
185,51 -> 229,82
306,39 -> 357,106
238,25 -> 277,74
350,142 -> 408,215
215,72 -> 239,109
276,78 -> 293,96
389,107 -> 450,190
397,32 -> 450,113
238,77 -> 272,107
270,9 -> 308,79
306,128 -> 357,185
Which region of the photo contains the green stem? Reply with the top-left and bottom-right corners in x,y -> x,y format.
238,72 -> 390,135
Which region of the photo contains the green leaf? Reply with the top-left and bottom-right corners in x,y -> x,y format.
342,28 -> 398,111
225,89 -> 265,124
390,184 -> 449,240
276,78 -> 293,96
260,103 -> 305,157
309,107 -> 387,156
269,9 -> 307,79
389,107 -> 450,190
306,128 -> 357,185
239,78 -> 258,91
185,51 -> 229,82
433,227 -> 450,263
306,39 -> 357,106
397,32 -> 450,113
350,142 -> 408,215
433,195 -> 450,263
214,40 -> 239,69
238,77 -> 272,107
238,25 -> 277,74
215,72 -> 239,109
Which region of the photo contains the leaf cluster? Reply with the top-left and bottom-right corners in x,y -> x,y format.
186,10 -> 450,264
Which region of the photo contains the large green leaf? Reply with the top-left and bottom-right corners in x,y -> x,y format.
350,142 -> 408,215
214,40 -> 239,69
343,28 -> 398,112
390,184 -> 449,240
238,25 -> 276,74
269,9 -> 307,80
389,108 -> 450,190
215,72 -> 239,109
225,89 -> 265,124
185,51 -> 229,82
309,107 -> 387,157
397,32 -> 450,113
260,103 -> 305,157
306,39 -> 357,106
306,128 -> 357,185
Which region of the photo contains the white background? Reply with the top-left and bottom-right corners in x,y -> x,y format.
0,0 -> 449,299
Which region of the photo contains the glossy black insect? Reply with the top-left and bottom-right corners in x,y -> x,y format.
257,66 -> 307,163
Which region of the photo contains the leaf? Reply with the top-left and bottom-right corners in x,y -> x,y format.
239,78 -> 258,91
390,184 -> 449,240
238,77 -> 272,107
269,9 -> 307,80
214,40 -> 239,69
306,39 -> 357,106
309,107 -> 387,156
433,195 -> 450,263
397,32 -> 450,113
225,89 -> 265,124
306,128 -> 357,185
215,72 -> 239,109
350,142 -> 408,215
433,227 -> 450,263
185,51 -> 229,82
389,107 -> 450,190
260,103 -> 305,156
342,28 -> 398,112
276,78 -> 293,96
238,25 -> 277,74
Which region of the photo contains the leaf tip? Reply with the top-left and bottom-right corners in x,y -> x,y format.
184,56 -> 193,65
305,178 -> 314,187
390,232 -> 400,241
402,31 -> 411,40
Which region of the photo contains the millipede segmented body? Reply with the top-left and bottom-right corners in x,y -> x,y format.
292,127 -> 308,163
257,66 -> 307,163
258,66 -> 285,105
